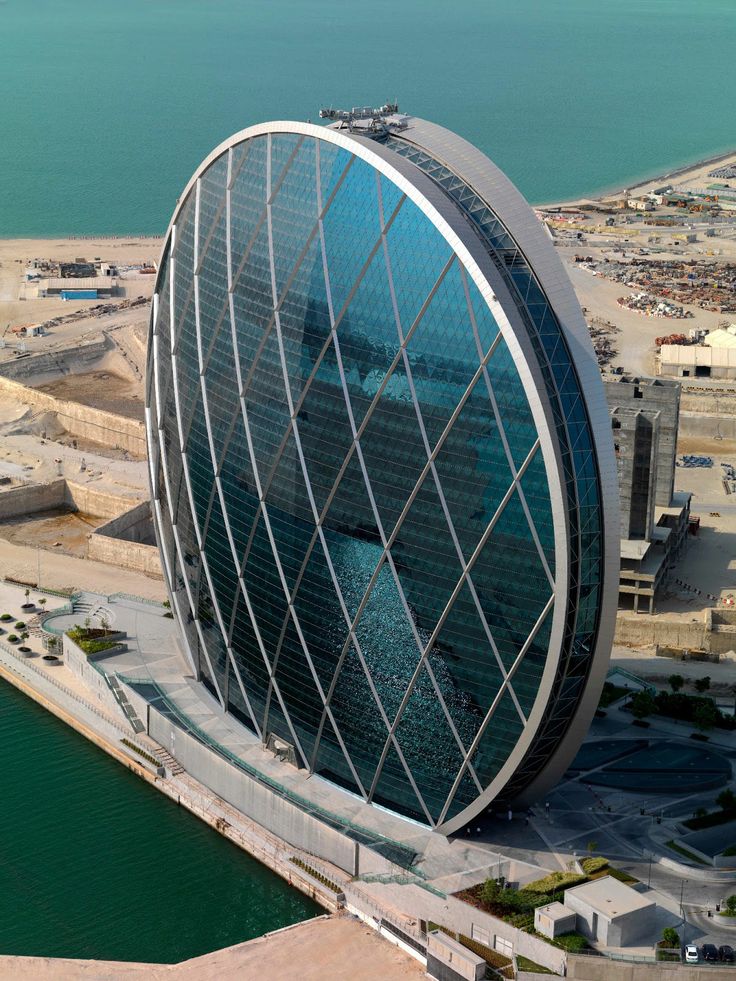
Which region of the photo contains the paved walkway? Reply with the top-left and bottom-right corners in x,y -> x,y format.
0,914 -> 425,980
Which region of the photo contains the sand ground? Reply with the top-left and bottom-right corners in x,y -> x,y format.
0,915 -> 425,981
0,236 -> 161,325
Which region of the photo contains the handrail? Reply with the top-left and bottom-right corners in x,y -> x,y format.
117,673 -> 420,870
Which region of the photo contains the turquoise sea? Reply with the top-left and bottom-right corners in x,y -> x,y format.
0,678 -> 318,962
1,0 -> 735,237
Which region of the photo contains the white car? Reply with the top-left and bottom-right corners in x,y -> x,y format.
685,945 -> 699,964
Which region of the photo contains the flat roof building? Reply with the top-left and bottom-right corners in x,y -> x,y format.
563,876 -> 656,947
146,108 -> 618,833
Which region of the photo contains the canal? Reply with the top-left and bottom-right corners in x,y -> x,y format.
0,678 -> 319,963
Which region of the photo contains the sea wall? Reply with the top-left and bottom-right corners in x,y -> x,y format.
146,703 -> 367,877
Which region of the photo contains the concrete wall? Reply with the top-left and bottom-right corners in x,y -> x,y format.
87,532 -> 162,577
64,480 -> 140,520
374,883 -> 567,975
0,479 -> 66,519
615,612 -> 707,649
607,907 -> 657,947
63,633 -> 128,704
92,500 -> 155,544
87,501 -> 162,576
147,704 -> 365,877
566,956 -> 736,980
0,375 -> 145,458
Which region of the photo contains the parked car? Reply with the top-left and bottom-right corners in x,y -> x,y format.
703,944 -> 719,962
720,945 -> 735,963
685,945 -> 699,964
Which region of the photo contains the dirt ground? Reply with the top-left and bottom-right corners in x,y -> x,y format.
31,368 -> 144,421
0,236 -> 160,333
0,508 -> 105,557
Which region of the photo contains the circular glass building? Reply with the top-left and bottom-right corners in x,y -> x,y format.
145,111 -> 618,833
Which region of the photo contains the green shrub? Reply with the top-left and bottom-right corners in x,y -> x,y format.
721,845 -> 736,857
684,807 -> 736,831
607,867 -> 638,884
717,789 -> 736,810
523,871 -> 587,894
581,856 -> 609,874
7,634 -> 18,642
517,956 -> 554,974
14,621 -> 25,629
290,857 -> 341,893
554,932 -> 589,953
662,927 -> 680,947
0,614 -> 12,621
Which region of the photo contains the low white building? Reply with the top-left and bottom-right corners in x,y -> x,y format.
563,876 -> 656,947
659,343 -> 736,380
534,901 -> 577,939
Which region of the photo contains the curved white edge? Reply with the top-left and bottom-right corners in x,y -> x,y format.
386,118 -> 620,827
144,118 -> 619,836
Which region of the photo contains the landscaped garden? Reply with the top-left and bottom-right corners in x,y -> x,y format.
66,625 -> 119,656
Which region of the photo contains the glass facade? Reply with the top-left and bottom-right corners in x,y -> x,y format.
146,122 -> 610,830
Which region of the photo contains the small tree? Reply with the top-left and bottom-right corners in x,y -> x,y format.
38,598 -> 47,608
694,676 -> 711,694
716,789 -> 736,811
662,926 -> 679,948
84,616 -> 91,630
24,588 -> 30,602
727,895 -> 736,916
586,840 -> 598,858
480,877 -> 502,907
668,674 -> 685,693
694,700 -> 719,732
630,691 -> 656,720
100,615 -> 110,634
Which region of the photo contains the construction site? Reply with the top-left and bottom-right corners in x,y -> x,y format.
0,237 -> 162,594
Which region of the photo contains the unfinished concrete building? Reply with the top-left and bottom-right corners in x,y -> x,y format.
605,376 -> 690,613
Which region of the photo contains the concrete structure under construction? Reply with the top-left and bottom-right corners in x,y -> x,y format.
604,376 -> 690,613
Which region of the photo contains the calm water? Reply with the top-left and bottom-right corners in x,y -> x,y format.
1,0 -> 735,236
0,679 -> 318,963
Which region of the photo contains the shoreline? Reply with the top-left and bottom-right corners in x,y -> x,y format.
531,144 -> 736,210
1,148 -> 734,239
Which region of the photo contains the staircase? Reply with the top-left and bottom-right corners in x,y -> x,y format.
156,748 -> 184,776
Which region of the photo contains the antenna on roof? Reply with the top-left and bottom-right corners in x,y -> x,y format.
318,102 -> 407,135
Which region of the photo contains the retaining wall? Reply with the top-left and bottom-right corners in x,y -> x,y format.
147,703 -> 369,877
372,884 -> 567,975
87,501 -> 162,577
0,374 -> 145,457
0,479 -> 66,519
0,338 -> 110,382
615,612 -> 707,650
63,633 -> 128,703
